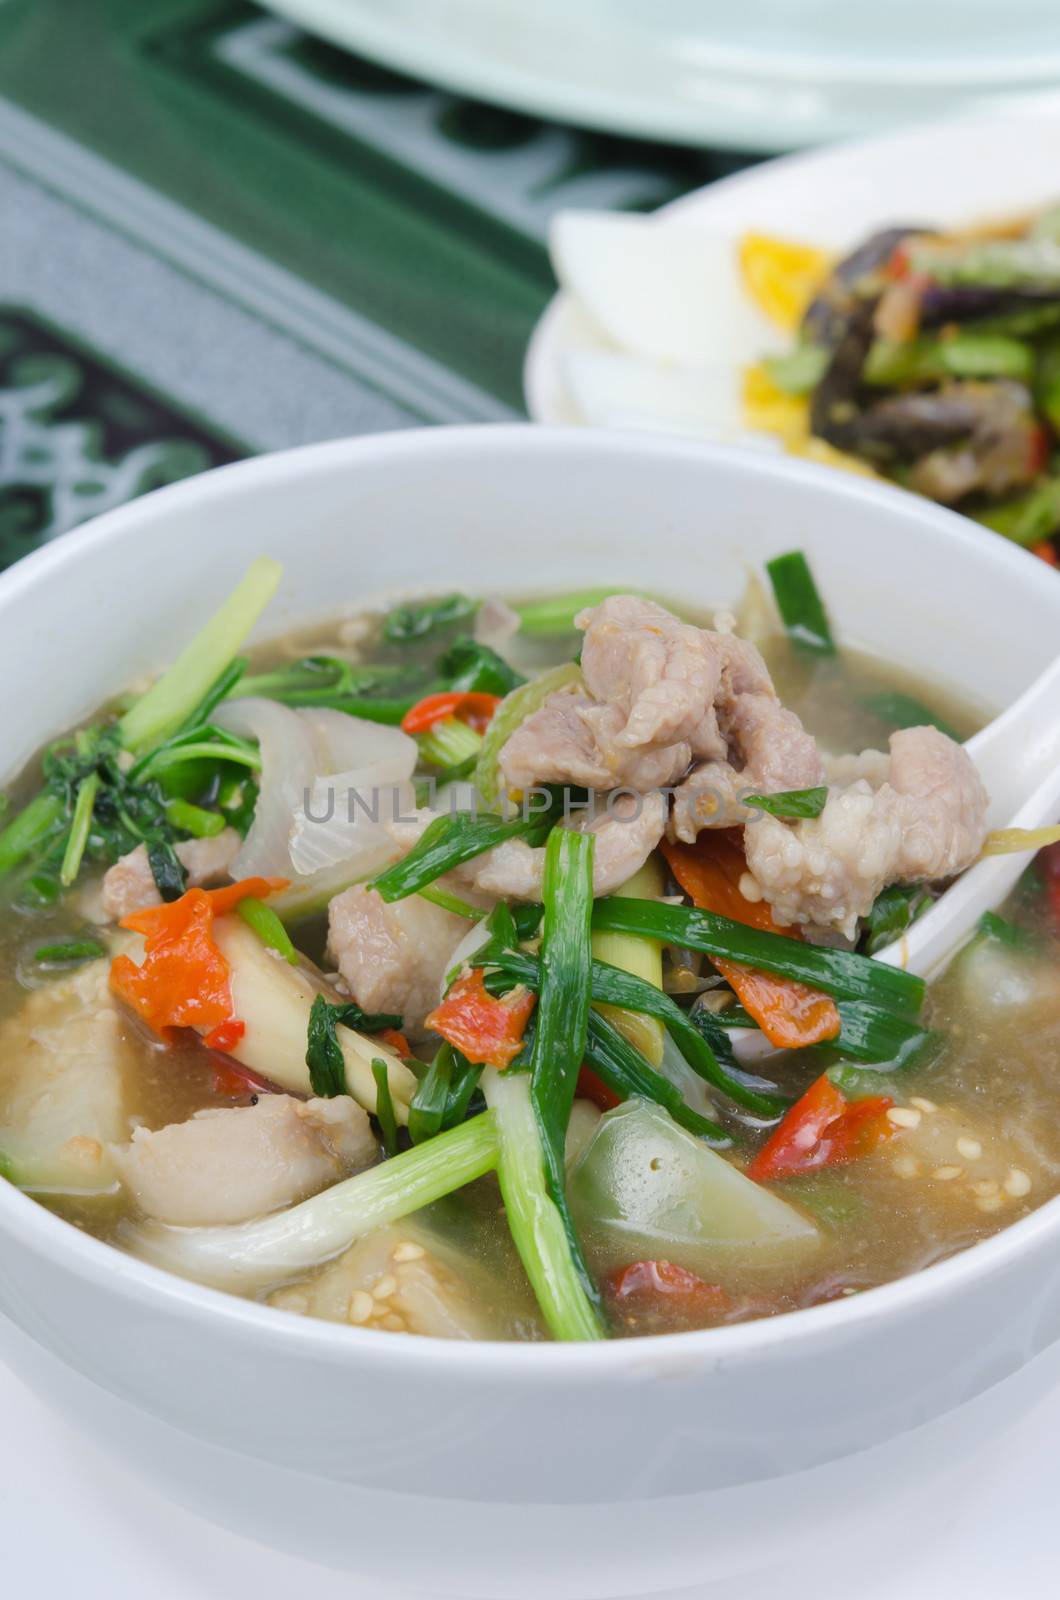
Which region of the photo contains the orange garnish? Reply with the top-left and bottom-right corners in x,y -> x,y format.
660,833 -> 840,1050
110,877 -> 287,1042
425,968 -> 536,1069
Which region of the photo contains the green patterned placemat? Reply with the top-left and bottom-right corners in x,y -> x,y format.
0,0 -> 757,562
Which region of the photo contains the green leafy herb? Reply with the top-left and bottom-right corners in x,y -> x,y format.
745,786 -> 828,820
372,1058 -> 400,1157
765,551 -> 835,655
147,841 -> 187,902
384,593 -> 477,643
119,557 -> 280,753
486,950 -> 787,1116
862,883 -> 934,955
237,896 -> 298,964
59,771 -> 100,887
306,994 -> 403,1098
436,637 -> 525,697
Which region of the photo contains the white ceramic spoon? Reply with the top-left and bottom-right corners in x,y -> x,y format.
733,649 -> 1060,1064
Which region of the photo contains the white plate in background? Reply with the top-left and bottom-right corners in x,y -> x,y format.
258,0 -> 1060,153
525,95 -> 1060,430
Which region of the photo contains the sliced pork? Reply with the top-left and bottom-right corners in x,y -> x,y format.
743,726 -> 988,936
115,1093 -> 376,1226
101,828 -> 241,921
327,885 -> 470,1035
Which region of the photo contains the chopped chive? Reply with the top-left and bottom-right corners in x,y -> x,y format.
486,950 -> 787,1116
530,828 -> 600,1308
126,1112 -> 500,1292
512,589 -> 635,635
34,938 -> 107,965
583,1010 -> 728,1143
591,897 -> 925,1017
745,786 -> 828,820
237,896 -> 298,964
766,551 -> 835,655
59,773 -> 99,887
371,807 -> 556,903
165,798 -> 227,838
416,884 -> 483,920
408,1043 -> 454,1144
372,1058 -> 400,1157
484,1067 -> 604,1341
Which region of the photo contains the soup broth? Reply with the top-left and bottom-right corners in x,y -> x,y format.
1,576 -> 1055,1344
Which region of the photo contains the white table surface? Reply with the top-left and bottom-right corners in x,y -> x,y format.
4,1339 -> 1060,1600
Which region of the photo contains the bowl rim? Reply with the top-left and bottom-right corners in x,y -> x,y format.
3,421 -> 1059,1381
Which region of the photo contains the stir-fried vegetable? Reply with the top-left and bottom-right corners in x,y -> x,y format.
236,895 -> 298,964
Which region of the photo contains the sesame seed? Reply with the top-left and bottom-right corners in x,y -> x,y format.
971,1180 -> 999,1198
348,1291 -> 374,1325
373,1274 -> 398,1300
956,1137 -> 982,1161
932,1165 -> 963,1181
1004,1168 -> 1032,1198
910,1097 -> 937,1115
976,1194 -> 1004,1214
393,1241 -> 425,1263
892,1154 -> 921,1178
887,1107 -> 921,1129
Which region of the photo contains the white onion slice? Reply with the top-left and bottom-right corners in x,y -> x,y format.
289,712 -> 418,877
215,700 -> 418,880
214,698 -> 319,880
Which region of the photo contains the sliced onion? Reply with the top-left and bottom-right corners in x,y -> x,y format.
215,698 -> 319,879
289,711 -> 418,876
216,700 -> 418,880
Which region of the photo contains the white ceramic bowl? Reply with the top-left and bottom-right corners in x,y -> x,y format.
1,427 -> 1058,1594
